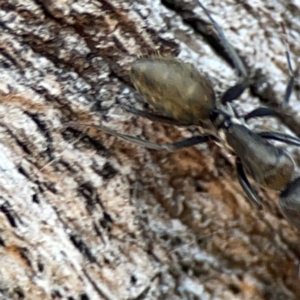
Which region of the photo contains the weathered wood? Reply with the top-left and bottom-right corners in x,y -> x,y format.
0,0 -> 300,299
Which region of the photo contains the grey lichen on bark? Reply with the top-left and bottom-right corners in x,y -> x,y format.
0,0 -> 300,299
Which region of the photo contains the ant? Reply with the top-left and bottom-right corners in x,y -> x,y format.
68,1 -> 300,230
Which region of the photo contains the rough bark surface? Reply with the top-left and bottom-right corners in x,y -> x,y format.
0,0 -> 300,299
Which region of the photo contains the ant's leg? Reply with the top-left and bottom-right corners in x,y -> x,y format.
198,3 -> 296,107
197,1 -> 247,78
280,177 -> 300,230
197,1 -> 249,104
221,83 -> 249,105
281,23 -> 295,107
236,158 -> 263,209
242,107 -> 285,122
283,50 -> 294,106
257,131 -> 300,147
120,104 -> 189,126
242,38 -> 294,121
66,122 -> 213,151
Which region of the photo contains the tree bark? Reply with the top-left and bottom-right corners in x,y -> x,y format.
0,0 -> 300,299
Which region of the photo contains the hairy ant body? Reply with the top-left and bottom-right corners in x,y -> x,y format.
69,1 -> 300,230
